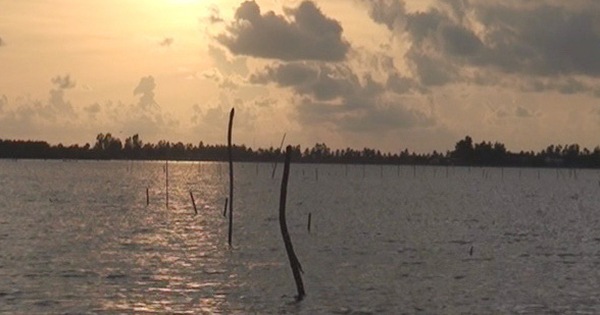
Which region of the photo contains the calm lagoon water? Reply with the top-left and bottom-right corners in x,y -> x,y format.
1,160 -> 600,314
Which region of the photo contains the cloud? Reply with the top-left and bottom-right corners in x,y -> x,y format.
84,102 -> 101,117
519,77 -> 593,95
208,45 -> 248,76
250,62 -> 339,100
362,0 -> 600,94
366,0 -> 406,30
47,74 -> 76,118
251,62 -> 383,101
190,98 -> 258,144
0,76 -> 181,144
48,89 -> 76,118
133,76 -> 158,109
51,74 -> 76,89
514,106 -> 536,118
217,1 -> 350,61
159,37 -> 173,47
250,61 -> 434,133
473,2 -> 600,76
207,5 -> 223,24
0,95 -> 7,111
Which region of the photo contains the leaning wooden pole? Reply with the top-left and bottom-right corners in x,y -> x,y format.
227,108 -> 235,247
271,133 -> 287,179
279,145 -> 305,301
190,191 -> 198,215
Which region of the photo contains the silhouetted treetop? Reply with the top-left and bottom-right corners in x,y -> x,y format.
0,133 -> 599,168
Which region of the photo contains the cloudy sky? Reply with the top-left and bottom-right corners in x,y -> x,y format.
1,0 -> 600,153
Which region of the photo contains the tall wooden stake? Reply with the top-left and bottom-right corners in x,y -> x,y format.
190,191 -> 197,215
279,145 -> 305,300
165,160 -> 169,209
227,108 -> 235,247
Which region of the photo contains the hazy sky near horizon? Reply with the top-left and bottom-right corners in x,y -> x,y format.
1,0 -> 600,153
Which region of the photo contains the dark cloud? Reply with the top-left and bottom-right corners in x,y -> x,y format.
366,0 -> 406,30
473,3 -> 600,76
251,62 -> 377,101
251,61 -> 433,132
339,103 -> 434,132
364,0 -> 600,94
439,24 -> 483,56
406,50 -> 458,86
250,62 -> 319,87
519,77 -> 592,95
159,37 -> 173,47
133,76 -> 158,109
386,73 -> 415,94
217,1 -> 350,61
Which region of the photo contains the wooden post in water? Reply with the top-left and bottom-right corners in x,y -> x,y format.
165,160 -> 169,209
227,108 -> 235,247
190,191 -> 198,215
223,197 -> 229,217
307,212 -> 312,233
278,145 -> 305,301
146,187 -> 149,206
271,133 -> 287,179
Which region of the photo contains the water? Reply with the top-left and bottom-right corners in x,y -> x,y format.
1,160 -> 600,314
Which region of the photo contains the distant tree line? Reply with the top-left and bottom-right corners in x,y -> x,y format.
1,133 -> 600,168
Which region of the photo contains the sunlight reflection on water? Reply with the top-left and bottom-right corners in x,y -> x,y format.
2,160 -> 600,313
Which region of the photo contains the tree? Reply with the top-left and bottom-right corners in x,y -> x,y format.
452,136 -> 474,165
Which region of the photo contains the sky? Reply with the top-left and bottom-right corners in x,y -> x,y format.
1,0 -> 600,153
